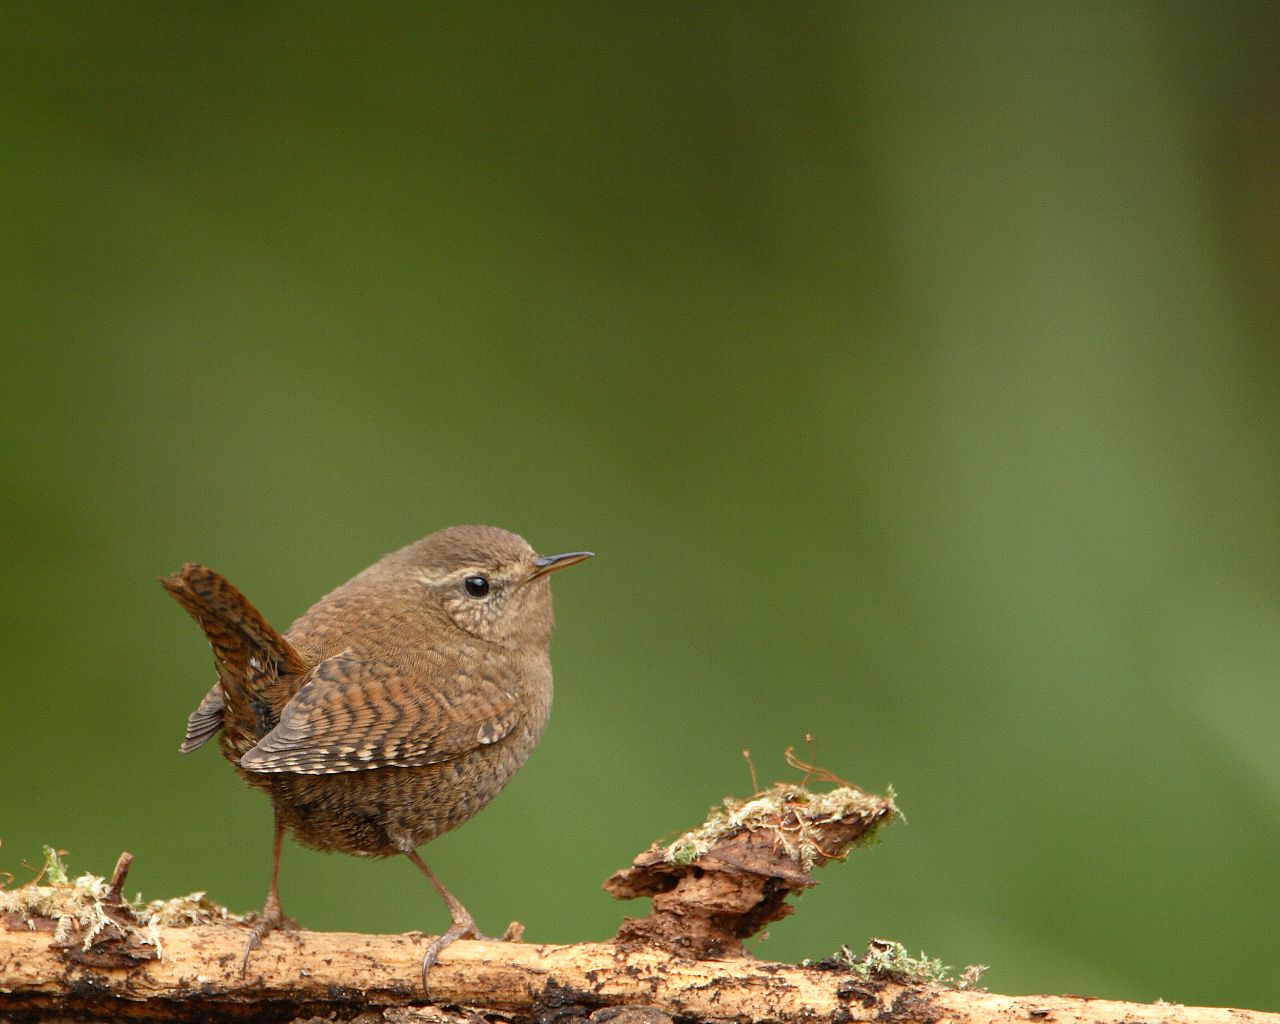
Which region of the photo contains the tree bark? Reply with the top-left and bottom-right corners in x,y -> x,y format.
0,924 -> 1275,1024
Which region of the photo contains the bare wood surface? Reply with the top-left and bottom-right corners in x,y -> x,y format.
0,923 -> 1276,1024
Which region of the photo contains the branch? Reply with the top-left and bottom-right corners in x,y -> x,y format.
0,924 -> 1274,1024
2,783 -> 1272,1023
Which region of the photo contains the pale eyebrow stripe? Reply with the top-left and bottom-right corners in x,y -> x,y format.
413,561 -> 521,588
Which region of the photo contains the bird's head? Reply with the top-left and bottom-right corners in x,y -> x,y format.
404,524 -> 592,647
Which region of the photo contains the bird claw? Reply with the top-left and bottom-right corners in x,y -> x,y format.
420,914 -> 489,995
240,908 -> 298,976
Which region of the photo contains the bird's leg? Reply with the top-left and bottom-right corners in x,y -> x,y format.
241,816 -> 294,974
406,849 -> 491,992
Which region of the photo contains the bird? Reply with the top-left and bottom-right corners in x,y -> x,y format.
161,524 -> 591,986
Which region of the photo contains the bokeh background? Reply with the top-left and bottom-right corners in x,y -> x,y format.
2,2 -> 1278,1010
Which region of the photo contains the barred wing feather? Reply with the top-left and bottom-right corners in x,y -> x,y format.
240,650 -> 520,774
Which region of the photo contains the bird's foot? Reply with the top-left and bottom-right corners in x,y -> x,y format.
421,907 -> 491,995
241,903 -> 298,976
404,849 -> 492,995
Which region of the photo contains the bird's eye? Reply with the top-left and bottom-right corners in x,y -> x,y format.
463,576 -> 490,598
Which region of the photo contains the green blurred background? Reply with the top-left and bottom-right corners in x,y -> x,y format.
2,2 -> 1277,1010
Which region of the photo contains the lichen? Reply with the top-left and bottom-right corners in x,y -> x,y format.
813,938 -> 988,989
661,782 -> 899,872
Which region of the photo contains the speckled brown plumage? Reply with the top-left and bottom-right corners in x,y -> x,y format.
161,525 -> 591,986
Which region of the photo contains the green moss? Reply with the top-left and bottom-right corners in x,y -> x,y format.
40,845 -> 69,886
669,841 -> 699,865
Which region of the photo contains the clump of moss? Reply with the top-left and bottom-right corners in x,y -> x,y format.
0,847 -> 246,957
139,891 -> 245,928
661,782 -> 899,872
818,938 -> 987,989
0,847 -> 122,950
669,841 -> 700,865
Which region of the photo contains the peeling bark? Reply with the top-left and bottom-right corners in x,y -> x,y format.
605,788 -> 896,957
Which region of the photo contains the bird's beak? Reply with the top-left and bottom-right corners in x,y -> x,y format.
527,550 -> 594,582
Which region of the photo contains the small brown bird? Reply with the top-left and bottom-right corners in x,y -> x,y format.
162,525 -> 591,985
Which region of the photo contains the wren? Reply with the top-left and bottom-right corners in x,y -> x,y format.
162,525 -> 591,986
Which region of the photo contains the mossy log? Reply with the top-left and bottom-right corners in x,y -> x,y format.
2,780 -> 1274,1024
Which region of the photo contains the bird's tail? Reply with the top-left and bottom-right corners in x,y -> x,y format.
162,563 -> 310,755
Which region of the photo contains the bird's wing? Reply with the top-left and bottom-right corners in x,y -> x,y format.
239,649 -> 520,774
180,684 -> 226,753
